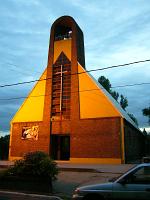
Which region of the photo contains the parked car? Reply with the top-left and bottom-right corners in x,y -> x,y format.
72,163 -> 150,200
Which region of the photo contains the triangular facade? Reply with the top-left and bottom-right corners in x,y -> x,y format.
9,16 -> 144,164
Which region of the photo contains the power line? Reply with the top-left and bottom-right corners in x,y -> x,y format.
0,61 -> 42,77
4,62 -> 36,77
5,62 -> 42,75
112,82 -> 150,88
0,58 -> 150,88
0,94 -> 46,101
0,81 -> 150,101
0,79 -> 38,88
84,59 -> 150,74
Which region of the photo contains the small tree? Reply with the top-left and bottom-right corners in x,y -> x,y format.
110,91 -> 119,101
98,76 -> 111,92
120,95 -> 128,111
0,151 -> 58,193
7,151 -> 58,180
142,106 -> 150,125
128,113 -> 138,126
98,75 -> 128,110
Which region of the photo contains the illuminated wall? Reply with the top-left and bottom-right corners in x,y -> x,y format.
11,69 -> 47,122
54,39 -> 71,62
78,63 -> 121,119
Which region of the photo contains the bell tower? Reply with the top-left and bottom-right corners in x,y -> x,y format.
43,16 -> 85,160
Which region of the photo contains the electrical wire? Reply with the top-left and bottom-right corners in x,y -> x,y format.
0,61 -> 42,75
112,82 -> 150,88
0,81 -> 150,101
0,58 -> 150,88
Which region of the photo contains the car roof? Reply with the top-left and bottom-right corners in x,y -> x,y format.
138,163 -> 150,167
114,163 -> 150,183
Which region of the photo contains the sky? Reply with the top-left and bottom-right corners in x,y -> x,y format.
0,0 -> 150,136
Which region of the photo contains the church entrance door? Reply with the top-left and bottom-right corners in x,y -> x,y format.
51,135 -> 70,160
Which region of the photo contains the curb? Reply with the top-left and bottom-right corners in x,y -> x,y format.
59,167 -> 124,174
0,165 -> 13,168
0,190 -> 63,200
59,167 -> 96,173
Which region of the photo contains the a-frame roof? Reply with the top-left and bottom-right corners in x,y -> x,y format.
78,63 -> 140,131
11,68 -> 47,123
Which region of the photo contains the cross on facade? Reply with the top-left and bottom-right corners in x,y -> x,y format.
55,65 -> 68,113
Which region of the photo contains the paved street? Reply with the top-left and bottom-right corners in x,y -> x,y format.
0,161 -> 136,199
53,164 -> 133,196
0,171 -> 122,200
53,163 -> 135,197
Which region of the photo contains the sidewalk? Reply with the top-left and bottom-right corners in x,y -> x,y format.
56,162 -> 134,173
0,161 -> 135,177
0,160 -> 134,173
0,160 -> 13,168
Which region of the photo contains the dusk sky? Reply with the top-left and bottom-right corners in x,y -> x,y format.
0,0 -> 150,136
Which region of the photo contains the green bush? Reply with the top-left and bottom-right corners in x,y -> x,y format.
7,151 -> 58,180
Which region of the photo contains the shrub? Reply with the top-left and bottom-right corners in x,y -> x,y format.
7,151 -> 58,180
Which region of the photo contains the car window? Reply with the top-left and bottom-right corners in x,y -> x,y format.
129,166 -> 150,184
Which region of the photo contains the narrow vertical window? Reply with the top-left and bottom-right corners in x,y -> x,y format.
52,52 -> 71,120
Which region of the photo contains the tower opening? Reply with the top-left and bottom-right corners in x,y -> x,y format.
54,25 -> 72,41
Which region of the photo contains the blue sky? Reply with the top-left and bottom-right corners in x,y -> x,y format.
0,0 -> 150,136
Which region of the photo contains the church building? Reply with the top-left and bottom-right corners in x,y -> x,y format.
9,16 -> 145,164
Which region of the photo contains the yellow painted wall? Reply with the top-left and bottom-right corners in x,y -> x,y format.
11,69 -> 47,122
11,39 -> 71,123
53,39 -> 71,63
70,158 -> 121,164
78,64 -> 121,118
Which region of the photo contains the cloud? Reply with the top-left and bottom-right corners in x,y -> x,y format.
140,127 -> 150,134
83,3 -> 150,129
63,0 -> 103,15
0,0 -> 150,134
0,130 -> 10,137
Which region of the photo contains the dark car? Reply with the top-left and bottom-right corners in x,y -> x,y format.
72,163 -> 150,200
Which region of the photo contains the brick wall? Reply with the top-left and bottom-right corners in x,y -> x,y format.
10,121 -> 50,157
124,121 -> 145,163
71,117 -> 121,158
52,120 -> 70,134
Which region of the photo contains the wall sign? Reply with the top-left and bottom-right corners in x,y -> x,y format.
22,126 -> 39,140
